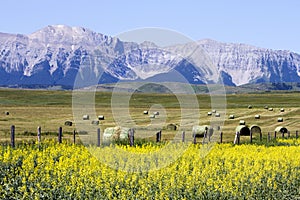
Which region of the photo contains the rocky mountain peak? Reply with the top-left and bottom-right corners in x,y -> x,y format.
0,26 -> 300,88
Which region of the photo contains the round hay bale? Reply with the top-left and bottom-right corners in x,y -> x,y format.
103,126 -> 130,141
153,111 -> 159,116
254,114 -> 260,119
277,117 -> 283,122
215,113 -> 220,117
91,120 -> 99,125
78,131 -> 88,135
112,127 -> 122,140
103,127 -> 114,140
207,112 -> 212,116
239,120 -> 246,125
248,105 -> 252,109
64,121 -> 73,126
250,125 -> 261,134
83,115 -> 89,120
149,115 -> 155,119
98,115 -> 105,120
280,108 -> 285,112
275,126 -> 288,133
212,110 -> 216,113
143,110 -> 148,115
192,125 -> 211,137
236,125 -> 250,136
268,108 -> 273,111
167,123 -> 177,131
229,114 -> 235,119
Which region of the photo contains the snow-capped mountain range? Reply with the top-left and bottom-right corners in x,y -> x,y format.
1,25 -> 300,88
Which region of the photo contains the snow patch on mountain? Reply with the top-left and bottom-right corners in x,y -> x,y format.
197,39 -> 300,85
1,26 -> 300,87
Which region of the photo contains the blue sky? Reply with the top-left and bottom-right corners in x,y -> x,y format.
1,0 -> 300,52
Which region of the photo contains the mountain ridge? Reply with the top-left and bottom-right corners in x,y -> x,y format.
1,25 -> 300,88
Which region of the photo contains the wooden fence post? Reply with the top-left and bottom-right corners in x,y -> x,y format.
97,128 -> 101,147
129,128 -> 134,147
274,131 -> 277,139
182,131 -> 185,142
220,132 -> 223,143
11,125 -> 15,148
267,132 -> 271,142
37,126 -> 41,143
58,127 -> 62,143
281,131 -> 284,138
296,131 -> 299,139
156,130 -> 161,143
159,130 -> 162,142
73,130 -> 76,144
287,131 -> 290,138
250,131 -> 253,143
237,132 -> 240,145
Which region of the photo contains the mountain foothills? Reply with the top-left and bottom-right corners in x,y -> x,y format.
0,25 -> 300,88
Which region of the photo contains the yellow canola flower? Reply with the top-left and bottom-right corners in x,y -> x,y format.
0,139 -> 300,199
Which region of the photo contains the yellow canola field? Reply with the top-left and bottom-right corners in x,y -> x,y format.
0,140 -> 300,199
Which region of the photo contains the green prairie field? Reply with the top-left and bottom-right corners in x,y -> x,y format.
0,88 -> 299,143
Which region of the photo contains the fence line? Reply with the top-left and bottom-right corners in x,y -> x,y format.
3,125 -> 300,148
